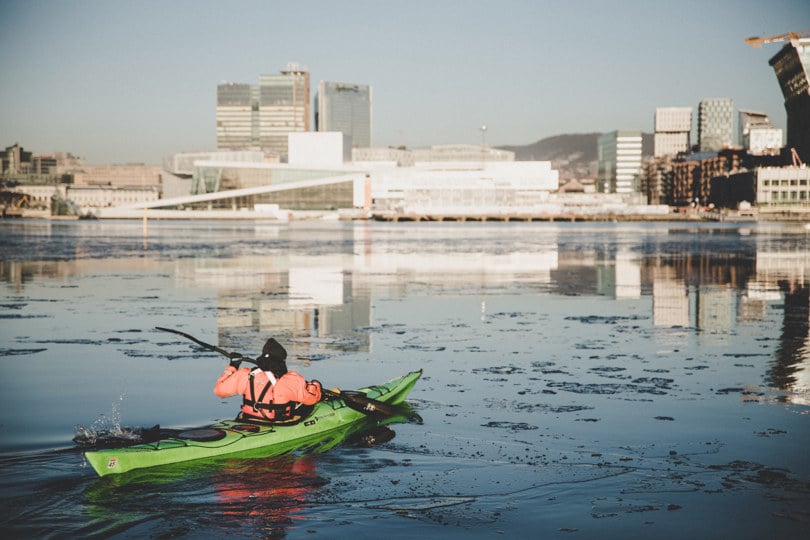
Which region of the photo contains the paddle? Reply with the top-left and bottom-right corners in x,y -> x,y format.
155,327 -> 397,417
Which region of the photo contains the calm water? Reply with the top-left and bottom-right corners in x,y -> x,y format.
1,219 -> 809,539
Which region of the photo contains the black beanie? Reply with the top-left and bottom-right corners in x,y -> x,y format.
256,338 -> 288,376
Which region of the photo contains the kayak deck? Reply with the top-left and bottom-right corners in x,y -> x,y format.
84,370 -> 421,477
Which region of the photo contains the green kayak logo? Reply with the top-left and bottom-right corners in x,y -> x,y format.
106,457 -> 118,469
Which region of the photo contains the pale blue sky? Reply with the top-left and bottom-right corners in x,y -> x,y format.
1,0 -> 807,164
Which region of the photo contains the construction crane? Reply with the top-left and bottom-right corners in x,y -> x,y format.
745,31 -> 808,47
791,148 -> 804,167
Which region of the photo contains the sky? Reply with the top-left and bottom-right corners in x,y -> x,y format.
1,0 -> 808,165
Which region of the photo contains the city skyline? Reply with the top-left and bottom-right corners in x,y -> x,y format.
1,0 -> 807,165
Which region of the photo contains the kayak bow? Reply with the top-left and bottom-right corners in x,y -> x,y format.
84,370 -> 421,477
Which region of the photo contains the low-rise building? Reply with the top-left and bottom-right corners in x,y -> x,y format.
71,164 -> 162,188
757,166 -> 810,206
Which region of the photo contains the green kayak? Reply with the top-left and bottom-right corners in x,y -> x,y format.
84,370 -> 422,477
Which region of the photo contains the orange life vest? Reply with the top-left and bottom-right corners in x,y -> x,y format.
214,366 -> 322,421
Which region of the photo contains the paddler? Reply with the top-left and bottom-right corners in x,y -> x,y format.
214,337 -> 322,422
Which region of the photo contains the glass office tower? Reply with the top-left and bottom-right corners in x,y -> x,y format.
698,98 -> 734,152
315,81 -> 372,148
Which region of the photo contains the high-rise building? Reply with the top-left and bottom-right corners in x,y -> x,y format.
597,131 -> 642,194
654,107 -> 692,157
315,81 -> 372,148
768,35 -> 810,162
216,64 -> 310,157
698,98 -> 734,152
738,110 -> 783,155
258,65 -> 310,156
216,83 -> 256,150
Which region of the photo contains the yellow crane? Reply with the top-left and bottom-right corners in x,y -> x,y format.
745,31 -> 808,47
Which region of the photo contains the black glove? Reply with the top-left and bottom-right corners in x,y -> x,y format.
229,358 -> 242,369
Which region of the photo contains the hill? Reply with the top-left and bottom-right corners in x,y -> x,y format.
498,133 -> 653,180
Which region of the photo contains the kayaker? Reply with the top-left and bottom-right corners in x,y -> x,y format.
214,337 -> 322,422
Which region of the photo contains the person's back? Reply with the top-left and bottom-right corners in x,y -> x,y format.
214,337 -> 321,421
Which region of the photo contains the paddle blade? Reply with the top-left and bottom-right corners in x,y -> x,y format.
324,389 -> 397,417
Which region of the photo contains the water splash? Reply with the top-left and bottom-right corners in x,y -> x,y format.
72,393 -> 158,448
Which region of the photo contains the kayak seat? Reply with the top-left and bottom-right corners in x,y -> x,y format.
176,428 -> 228,442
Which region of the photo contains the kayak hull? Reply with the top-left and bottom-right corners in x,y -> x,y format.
84,370 -> 421,477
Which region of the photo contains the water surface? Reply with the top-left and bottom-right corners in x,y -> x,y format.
1,219 -> 808,538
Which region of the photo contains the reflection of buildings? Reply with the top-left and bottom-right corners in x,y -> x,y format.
172,255 -> 372,355
644,234 -> 809,401
615,250 -> 641,299
4,224 -> 808,402
770,284 -> 810,405
652,265 -> 689,327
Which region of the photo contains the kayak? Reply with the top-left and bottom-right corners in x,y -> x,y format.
84,370 -> 422,477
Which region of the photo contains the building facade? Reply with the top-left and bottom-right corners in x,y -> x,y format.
769,36 -> 810,162
641,155 -> 672,205
215,83 -> 256,150
2,143 -> 33,175
654,107 -> 692,157
698,98 -> 734,152
738,110 -> 783,155
669,149 -> 745,207
597,131 -> 642,194
258,65 -> 310,156
756,166 -> 810,206
71,165 -> 162,188
216,64 -> 311,158
315,81 -> 372,148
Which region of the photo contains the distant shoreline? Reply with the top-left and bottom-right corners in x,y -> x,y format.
5,207 -> 810,223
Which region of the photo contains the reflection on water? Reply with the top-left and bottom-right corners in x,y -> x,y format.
2,220 -> 809,538
3,221 -> 808,402
87,408 -> 414,537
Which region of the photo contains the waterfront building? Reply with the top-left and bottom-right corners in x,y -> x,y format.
370,161 -> 559,216
597,131 -> 642,194
315,81 -> 372,148
216,64 -> 311,158
698,98 -> 734,152
669,149 -> 745,206
95,129 -> 560,218
164,151 -> 267,177
768,35 -> 810,162
71,164 -> 162,188
2,143 -> 33,175
641,155 -> 673,205
739,110 -> 783,155
708,171 -> 757,209
289,132 -> 352,167
756,166 -> 810,206
353,145 -> 514,166
654,107 -> 692,157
